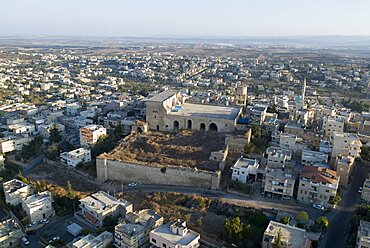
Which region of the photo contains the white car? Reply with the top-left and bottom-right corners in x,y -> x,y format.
128,182 -> 138,187
21,237 -> 30,245
27,222 -> 37,227
358,187 -> 363,193
312,204 -> 324,210
40,219 -> 49,224
282,196 -> 291,200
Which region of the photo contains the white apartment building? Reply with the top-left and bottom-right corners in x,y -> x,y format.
301,149 -> 328,166
60,148 -> 91,167
150,220 -> 200,248
231,157 -> 259,183
263,169 -> 295,198
0,136 -> 31,154
72,231 -> 113,248
322,116 -> 344,137
297,166 -> 339,207
331,132 -> 362,158
356,220 -> 370,248
245,105 -> 268,125
79,124 -> 107,147
264,146 -> 292,169
38,123 -> 65,139
277,133 -> 297,150
79,191 -> 133,228
114,209 -> 163,248
8,123 -> 35,135
3,179 -> 32,206
0,217 -> 24,248
21,191 -> 55,222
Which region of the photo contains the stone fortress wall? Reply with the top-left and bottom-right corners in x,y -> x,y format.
96,157 -> 221,190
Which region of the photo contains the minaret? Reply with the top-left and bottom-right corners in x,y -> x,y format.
302,77 -> 306,104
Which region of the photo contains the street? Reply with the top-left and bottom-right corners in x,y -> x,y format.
320,160 -> 369,248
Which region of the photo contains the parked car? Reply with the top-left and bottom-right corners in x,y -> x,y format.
40,219 -> 49,224
128,182 -> 138,187
22,237 -> 30,245
27,222 -> 38,227
282,196 -> 291,200
358,187 -> 363,193
312,204 -> 325,210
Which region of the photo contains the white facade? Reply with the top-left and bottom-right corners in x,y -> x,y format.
264,146 -> 292,169
231,157 -> 259,183
150,220 -> 200,248
72,231 -> 113,248
322,116 -> 344,137
0,217 -> 24,248
331,132 -> 362,158
79,191 -> 133,228
3,179 -> 32,206
79,124 -> 107,147
60,148 -> 91,167
21,191 -> 55,223
301,149 -> 328,166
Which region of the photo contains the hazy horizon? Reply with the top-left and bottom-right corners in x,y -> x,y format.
1,0 -> 370,37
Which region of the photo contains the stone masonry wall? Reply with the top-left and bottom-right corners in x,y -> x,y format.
96,158 -> 221,190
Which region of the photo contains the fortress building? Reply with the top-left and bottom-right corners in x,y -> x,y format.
146,91 -> 242,133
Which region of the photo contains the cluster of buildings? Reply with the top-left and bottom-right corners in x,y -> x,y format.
75,191 -> 200,248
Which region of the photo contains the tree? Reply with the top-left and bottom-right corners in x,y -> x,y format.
66,181 -> 75,199
244,142 -> 255,155
296,211 -> 309,223
280,216 -> 290,225
196,217 -> 203,227
272,228 -> 284,248
45,144 -> 60,161
185,213 -> 191,223
317,216 -> 329,229
49,123 -> 62,143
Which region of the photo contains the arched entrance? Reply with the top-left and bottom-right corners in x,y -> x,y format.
174,120 -> 179,131
187,120 -> 192,129
200,123 -> 206,131
156,125 -> 160,131
209,123 -> 218,132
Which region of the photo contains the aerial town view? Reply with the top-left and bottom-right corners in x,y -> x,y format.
0,1 -> 370,248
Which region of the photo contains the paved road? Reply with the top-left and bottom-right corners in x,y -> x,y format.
320,160 -> 369,248
23,154 -> 44,176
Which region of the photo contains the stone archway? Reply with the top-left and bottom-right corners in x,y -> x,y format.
200,123 -> 206,131
187,120 -> 192,129
174,120 -> 179,131
209,123 -> 218,132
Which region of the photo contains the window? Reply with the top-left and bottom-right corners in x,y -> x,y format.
163,244 -> 167,248
151,238 -> 156,243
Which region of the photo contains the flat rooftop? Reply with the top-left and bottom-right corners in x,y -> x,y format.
100,130 -> 225,171
169,103 -> 241,121
80,191 -> 131,214
147,90 -> 178,102
265,221 -> 308,248
233,157 -> 258,169
3,179 -> 29,194
151,222 -> 199,245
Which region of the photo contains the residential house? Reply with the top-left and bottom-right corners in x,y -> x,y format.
231,157 -> 259,183
262,221 -> 311,248
114,209 -> 163,248
297,166 -> 339,207
79,125 -> 107,147
356,220 -> 370,248
60,148 -> 91,167
3,179 -> 32,206
21,191 -> 55,222
79,191 -> 133,228
0,217 -> 24,248
71,231 -> 113,248
263,169 -> 295,198
150,220 -> 200,248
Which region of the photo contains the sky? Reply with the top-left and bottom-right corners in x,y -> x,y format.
0,0 -> 369,37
